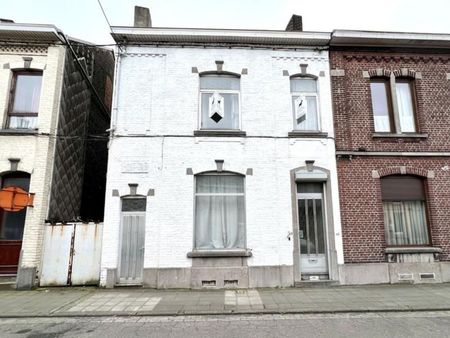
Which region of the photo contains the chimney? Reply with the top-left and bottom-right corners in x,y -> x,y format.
285,15 -> 302,32
134,6 -> 151,27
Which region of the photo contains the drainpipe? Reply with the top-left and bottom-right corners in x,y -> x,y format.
108,45 -> 123,148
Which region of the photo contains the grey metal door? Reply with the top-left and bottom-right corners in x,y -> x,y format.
297,182 -> 328,277
119,212 -> 145,284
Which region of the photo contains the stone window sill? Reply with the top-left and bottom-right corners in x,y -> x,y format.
0,129 -> 39,135
372,133 -> 428,139
288,131 -> 328,138
385,247 -> 442,254
187,249 -> 252,258
194,130 -> 246,137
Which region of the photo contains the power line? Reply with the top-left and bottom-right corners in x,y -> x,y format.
97,0 -> 114,35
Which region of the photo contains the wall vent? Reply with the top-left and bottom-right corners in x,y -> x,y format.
419,273 -> 435,280
201,280 -> 216,287
398,273 -> 414,281
224,280 -> 239,288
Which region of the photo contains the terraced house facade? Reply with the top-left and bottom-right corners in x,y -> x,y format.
100,12 -> 345,288
0,22 -> 114,289
330,31 -> 450,284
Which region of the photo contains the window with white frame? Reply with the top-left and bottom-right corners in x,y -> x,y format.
381,175 -> 430,246
194,173 -> 245,250
370,77 -> 417,133
290,76 -> 319,131
199,74 -> 240,130
7,71 -> 42,129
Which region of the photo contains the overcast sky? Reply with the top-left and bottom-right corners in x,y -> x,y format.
2,0 -> 450,44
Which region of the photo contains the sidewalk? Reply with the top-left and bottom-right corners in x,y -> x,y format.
0,283 -> 450,317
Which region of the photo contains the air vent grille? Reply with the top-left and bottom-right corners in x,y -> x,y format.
201,280 -> 216,287
398,273 -> 414,281
419,273 -> 435,280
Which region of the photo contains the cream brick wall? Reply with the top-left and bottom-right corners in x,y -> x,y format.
0,45 -> 66,269
100,46 -> 343,284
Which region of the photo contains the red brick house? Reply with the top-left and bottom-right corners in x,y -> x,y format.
330,30 -> 450,284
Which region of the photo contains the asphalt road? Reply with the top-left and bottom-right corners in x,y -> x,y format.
1,311 -> 450,338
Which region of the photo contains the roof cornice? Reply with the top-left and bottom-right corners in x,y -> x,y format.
111,26 -> 331,47
331,29 -> 450,49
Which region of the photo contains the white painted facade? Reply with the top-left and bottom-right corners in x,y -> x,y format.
101,34 -> 343,287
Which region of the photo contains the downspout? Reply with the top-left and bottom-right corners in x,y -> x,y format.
108,45 -> 123,148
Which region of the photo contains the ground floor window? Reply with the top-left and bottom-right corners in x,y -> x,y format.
194,173 -> 245,250
381,175 -> 429,246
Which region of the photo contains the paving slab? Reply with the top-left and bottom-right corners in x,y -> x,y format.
0,284 -> 450,317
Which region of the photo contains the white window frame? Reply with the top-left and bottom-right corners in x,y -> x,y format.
290,76 -> 321,132
198,74 -> 242,131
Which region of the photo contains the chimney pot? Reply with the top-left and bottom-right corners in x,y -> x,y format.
134,6 -> 151,27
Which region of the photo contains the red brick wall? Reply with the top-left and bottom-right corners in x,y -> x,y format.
331,50 -> 450,263
330,51 -> 450,152
337,157 -> 450,263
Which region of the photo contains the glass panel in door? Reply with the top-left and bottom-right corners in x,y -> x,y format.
297,182 -> 328,277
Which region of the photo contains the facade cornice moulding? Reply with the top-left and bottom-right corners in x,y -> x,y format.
342,54 -> 450,63
337,151 -> 450,157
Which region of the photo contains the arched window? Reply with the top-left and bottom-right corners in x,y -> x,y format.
290,76 -> 319,131
199,73 -> 240,130
0,172 -> 30,240
381,175 -> 429,246
194,172 -> 245,249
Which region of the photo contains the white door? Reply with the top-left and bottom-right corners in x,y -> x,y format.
119,197 -> 146,285
297,182 -> 328,278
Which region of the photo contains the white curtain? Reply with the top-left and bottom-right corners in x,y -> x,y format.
396,82 -> 416,132
383,201 -> 429,245
374,116 -> 391,132
195,175 -> 245,249
8,116 -> 37,129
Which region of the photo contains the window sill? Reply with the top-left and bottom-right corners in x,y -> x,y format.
385,247 -> 442,254
187,249 -> 252,258
288,131 -> 328,138
372,133 -> 428,139
194,130 -> 246,137
0,129 -> 38,135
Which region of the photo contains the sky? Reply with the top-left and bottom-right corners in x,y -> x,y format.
1,0 -> 450,44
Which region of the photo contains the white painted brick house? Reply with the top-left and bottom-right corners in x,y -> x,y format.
101,14 -> 343,288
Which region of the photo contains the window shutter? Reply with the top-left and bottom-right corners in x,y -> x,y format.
381,175 -> 425,201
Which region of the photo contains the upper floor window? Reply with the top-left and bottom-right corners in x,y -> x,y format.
194,173 -> 245,250
290,76 -> 319,131
7,71 -> 42,130
381,175 -> 429,246
200,74 -> 240,130
370,77 -> 416,133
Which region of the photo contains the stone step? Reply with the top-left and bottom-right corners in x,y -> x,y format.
294,280 -> 340,288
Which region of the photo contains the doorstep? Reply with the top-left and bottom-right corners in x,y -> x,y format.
294,280 -> 340,288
